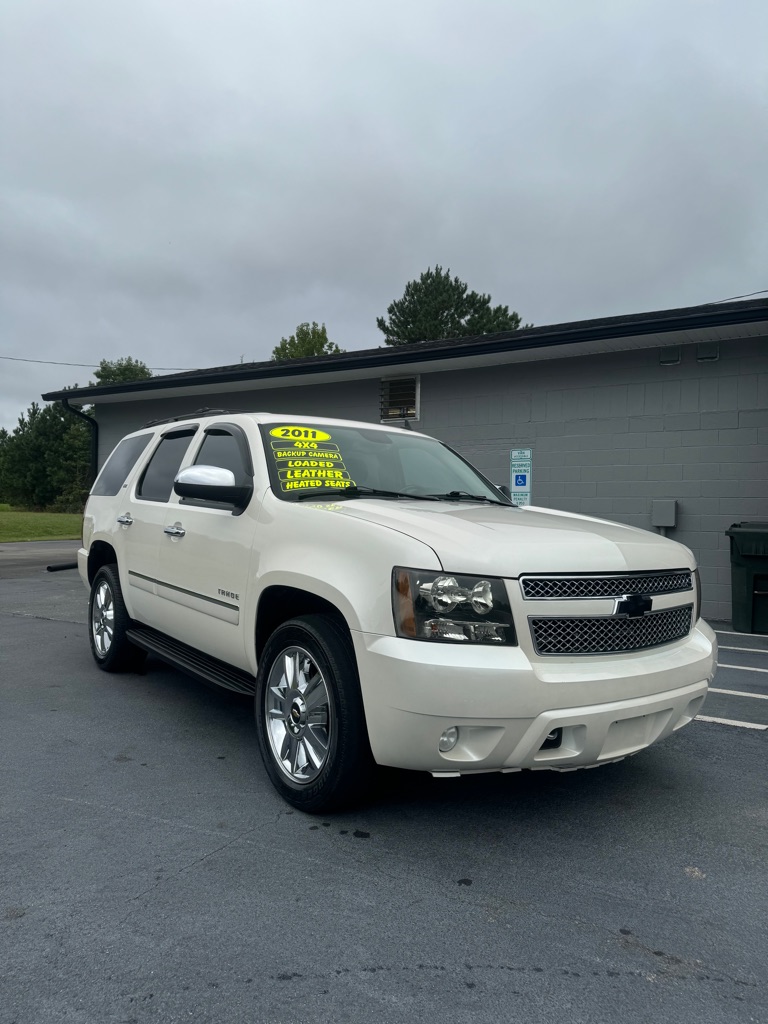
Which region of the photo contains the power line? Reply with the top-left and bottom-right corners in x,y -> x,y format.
710,288 -> 768,303
0,354 -> 195,371
3,289 -> 765,372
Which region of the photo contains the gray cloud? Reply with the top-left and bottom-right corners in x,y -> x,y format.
2,0 -> 767,429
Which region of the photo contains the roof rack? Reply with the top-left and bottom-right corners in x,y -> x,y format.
142,408 -> 232,428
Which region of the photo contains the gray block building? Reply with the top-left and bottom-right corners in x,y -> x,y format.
44,297 -> 768,621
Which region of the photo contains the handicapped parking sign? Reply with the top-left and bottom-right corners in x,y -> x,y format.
509,448 -> 533,504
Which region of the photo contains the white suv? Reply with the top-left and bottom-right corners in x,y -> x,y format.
79,410 -> 716,811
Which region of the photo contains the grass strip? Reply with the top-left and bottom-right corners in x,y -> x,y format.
0,510 -> 82,543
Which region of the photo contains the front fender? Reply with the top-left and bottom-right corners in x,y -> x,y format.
244,496 -> 441,671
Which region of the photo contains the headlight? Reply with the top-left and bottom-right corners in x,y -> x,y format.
392,568 -> 517,645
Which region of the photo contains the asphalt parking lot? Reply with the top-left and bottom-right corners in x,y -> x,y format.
1,545 -> 766,1024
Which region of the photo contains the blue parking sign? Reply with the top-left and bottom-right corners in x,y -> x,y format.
515,474 -> 527,487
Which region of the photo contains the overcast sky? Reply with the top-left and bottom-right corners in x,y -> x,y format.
1,0 -> 766,430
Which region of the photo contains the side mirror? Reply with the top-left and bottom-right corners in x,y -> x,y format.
174,465 -> 253,507
497,484 -> 512,499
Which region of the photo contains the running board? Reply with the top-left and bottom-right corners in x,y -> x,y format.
126,625 -> 256,697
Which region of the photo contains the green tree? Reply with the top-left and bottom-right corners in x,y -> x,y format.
0,355 -> 154,510
0,402 -> 90,510
376,265 -> 524,345
272,322 -> 344,361
92,356 -> 153,386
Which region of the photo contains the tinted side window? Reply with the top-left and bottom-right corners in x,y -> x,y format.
137,431 -> 195,502
194,429 -> 251,486
91,434 -> 152,496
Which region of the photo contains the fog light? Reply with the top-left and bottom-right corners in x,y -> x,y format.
439,726 -> 459,752
540,727 -> 563,750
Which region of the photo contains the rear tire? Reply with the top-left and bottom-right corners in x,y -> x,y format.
255,614 -> 374,813
88,564 -> 146,673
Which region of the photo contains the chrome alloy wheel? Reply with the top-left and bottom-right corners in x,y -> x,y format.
265,646 -> 332,784
91,579 -> 115,658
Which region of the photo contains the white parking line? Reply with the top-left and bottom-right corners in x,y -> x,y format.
718,645 -> 768,654
696,715 -> 768,731
710,687 -> 768,700
718,663 -> 768,674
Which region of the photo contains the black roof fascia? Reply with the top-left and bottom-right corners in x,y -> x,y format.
42,296 -> 768,403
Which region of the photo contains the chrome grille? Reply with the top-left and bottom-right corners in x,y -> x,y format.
529,606 -> 693,655
521,571 -> 692,600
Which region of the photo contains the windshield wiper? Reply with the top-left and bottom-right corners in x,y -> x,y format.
294,486 -> 441,502
426,490 -> 511,506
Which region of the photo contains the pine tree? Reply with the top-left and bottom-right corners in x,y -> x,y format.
376,266 -> 523,345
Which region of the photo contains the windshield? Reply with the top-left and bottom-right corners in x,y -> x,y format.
260,422 -> 512,504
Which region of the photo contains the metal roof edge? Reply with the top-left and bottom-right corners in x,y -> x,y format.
41,296 -> 768,403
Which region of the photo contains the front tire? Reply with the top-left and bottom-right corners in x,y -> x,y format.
255,615 -> 373,813
88,564 -> 146,672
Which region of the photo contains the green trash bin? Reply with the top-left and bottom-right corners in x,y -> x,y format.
725,522 -> 768,634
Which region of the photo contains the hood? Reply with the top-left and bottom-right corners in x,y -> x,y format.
315,500 -> 694,576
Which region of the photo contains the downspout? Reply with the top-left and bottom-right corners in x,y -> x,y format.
62,397 -> 98,487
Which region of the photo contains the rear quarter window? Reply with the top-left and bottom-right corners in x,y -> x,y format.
91,434 -> 152,496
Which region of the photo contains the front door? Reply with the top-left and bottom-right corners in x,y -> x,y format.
154,423 -> 259,671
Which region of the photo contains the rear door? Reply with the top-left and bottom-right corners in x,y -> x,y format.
121,426 -> 199,623
86,431 -> 153,617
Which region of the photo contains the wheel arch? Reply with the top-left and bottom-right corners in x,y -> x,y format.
255,585 -> 352,663
87,540 -> 118,584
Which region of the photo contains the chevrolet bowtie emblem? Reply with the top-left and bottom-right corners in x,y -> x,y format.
615,593 -> 653,617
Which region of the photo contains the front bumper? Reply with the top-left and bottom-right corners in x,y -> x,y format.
351,620 -> 716,774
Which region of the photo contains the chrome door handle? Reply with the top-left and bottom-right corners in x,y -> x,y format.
116,514 -> 134,526
163,524 -> 186,538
